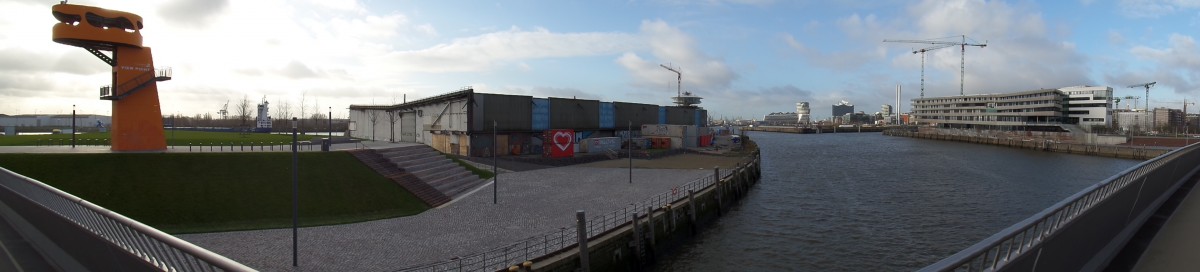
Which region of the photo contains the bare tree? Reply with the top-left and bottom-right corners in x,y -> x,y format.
313,99 -> 321,131
277,99 -> 292,123
386,110 -> 398,142
235,94 -> 251,127
299,92 -> 308,132
367,110 -> 380,141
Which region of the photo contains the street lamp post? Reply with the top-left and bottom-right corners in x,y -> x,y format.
628,121 -> 632,184
493,120 -> 498,204
290,117 -> 299,267
328,107 -> 332,140
71,105 -> 76,148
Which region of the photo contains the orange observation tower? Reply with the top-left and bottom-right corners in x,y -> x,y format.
52,3 -> 171,151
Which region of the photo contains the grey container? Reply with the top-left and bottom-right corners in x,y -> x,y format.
549,97 -> 600,130
666,106 -> 697,126
472,93 -> 533,132
614,102 -> 659,128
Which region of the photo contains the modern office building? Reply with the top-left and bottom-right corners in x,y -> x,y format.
912,86 -> 1117,132
832,100 -> 854,117
1115,110 -> 1151,132
881,104 -> 893,123
1153,107 -> 1182,129
796,102 -> 811,124
1059,86 -> 1113,128
911,88 -> 1066,131
763,112 -> 799,125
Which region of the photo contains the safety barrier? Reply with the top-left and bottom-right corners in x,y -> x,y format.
922,143 -> 1200,271
0,167 -> 255,271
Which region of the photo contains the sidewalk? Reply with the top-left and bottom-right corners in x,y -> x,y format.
177,165 -> 711,271
1132,179 -> 1200,271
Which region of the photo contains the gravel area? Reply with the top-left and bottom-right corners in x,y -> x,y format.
177,166 -> 710,271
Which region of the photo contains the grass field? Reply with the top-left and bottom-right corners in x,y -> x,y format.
0,152 -> 428,234
0,130 -> 324,146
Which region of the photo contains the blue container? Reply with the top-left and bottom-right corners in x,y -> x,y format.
599,102 -> 615,129
695,110 -> 703,127
532,98 -> 550,131
658,106 -> 667,124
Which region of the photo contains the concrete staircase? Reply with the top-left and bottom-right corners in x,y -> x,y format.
351,145 -> 488,207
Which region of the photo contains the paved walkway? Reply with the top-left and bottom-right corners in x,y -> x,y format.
1132,177 -> 1200,271
177,165 -> 711,271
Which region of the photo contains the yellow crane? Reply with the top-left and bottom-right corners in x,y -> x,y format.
884,35 -> 987,96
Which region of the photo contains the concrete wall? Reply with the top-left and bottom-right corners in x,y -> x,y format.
883,130 -> 1167,160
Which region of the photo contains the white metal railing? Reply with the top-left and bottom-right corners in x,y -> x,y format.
0,168 -> 255,272
398,151 -> 759,271
922,143 -> 1200,271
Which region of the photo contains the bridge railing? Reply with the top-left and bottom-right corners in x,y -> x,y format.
922,143 -> 1200,271
0,167 -> 254,271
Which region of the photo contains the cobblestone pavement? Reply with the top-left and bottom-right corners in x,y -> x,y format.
177,165 -> 711,271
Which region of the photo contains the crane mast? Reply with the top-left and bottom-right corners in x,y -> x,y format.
884,35 -> 987,96
1127,82 -> 1156,112
659,64 -> 681,98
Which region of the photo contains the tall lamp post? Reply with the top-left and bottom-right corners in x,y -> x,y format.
493,120 -> 498,204
628,120 -> 632,184
328,107 -> 332,140
71,105 -> 76,148
290,117 -> 299,267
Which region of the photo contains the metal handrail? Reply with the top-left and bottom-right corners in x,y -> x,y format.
921,143 -> 1200,271
0,167 -> 255,271
399,151 -> 759,271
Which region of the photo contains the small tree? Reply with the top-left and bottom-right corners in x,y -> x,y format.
276,99 -> 292,129
367,110 -> 380,141
387,110 -> 399,142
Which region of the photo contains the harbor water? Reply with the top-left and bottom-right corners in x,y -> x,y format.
657,131 -> 1141,271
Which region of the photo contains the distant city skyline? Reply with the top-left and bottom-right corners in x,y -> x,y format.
2,0 -> 1198,120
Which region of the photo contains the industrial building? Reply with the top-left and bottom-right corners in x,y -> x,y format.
912,86 -> 1116,132
347,88 -> 708,157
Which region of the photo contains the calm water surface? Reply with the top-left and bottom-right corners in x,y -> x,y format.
657,131 -> 1141,271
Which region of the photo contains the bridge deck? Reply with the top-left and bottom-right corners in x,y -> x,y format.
1134,177 -> 1200,271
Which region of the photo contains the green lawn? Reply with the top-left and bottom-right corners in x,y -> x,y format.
0,130 -> 324,146
0,152 -> 428,234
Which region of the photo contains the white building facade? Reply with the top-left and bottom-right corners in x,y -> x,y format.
1059,85 -> 1113,129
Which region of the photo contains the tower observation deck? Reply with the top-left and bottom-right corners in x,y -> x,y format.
52,3 -> 170,151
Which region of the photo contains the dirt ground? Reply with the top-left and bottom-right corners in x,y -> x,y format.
576,153 -> 750,170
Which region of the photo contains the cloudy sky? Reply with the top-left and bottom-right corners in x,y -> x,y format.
2,0 -> 1198,120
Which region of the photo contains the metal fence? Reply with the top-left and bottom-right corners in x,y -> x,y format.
34,139 -> 321,152
922,143 -> 1200,271
398,153 -> 757,272
0,168 -> 255,271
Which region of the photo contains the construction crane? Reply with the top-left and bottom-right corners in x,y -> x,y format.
884,35 -> 987,95
1121,96 -> 1140,110
910,44 -> 956,98
1127,82 -> 1156,112
659,64 -> 681,99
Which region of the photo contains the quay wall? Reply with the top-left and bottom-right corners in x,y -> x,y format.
883,130 -> 1167,160
528,150 -> 763,272
742,125 -> 886,134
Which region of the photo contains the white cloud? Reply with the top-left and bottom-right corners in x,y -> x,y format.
886,0 -> 1091,96
616,20 -> 738,96
1113,33 -> 1200,94
1118,0 -> 1200,18
384,26 -> 642,73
